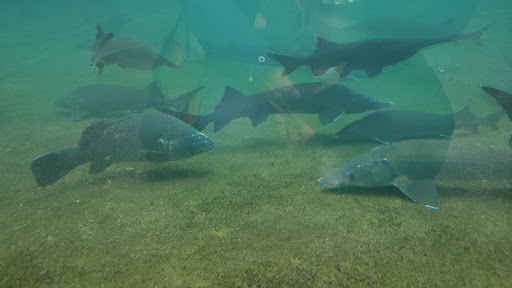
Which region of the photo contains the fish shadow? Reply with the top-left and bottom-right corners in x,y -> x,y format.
209,133 -> 378,154
309,133 -> 383,148
90,165 -> 212,184
142,166 -> 212,182
321,184 -> 512,204
321,185 -> 410,202
211,138 -> 284,153
53,111 -> 133,121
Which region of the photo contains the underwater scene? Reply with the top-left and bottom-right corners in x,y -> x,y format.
1,0 -> 511,286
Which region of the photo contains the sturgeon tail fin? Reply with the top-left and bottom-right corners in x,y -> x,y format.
267,52 -> 303,77
31,147 -> 89,187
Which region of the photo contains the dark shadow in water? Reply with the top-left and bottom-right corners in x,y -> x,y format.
142,166 -> 212,182
53,111 -> 134,121
321,185 -> 409,202
307,133 -> 382,148
60,165 -> 213,190
210,138 -> 285,153
209,133 -> 379,154
321,185 -> 512,204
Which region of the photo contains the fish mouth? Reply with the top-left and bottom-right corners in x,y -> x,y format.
318,177 -> 335,186
318,177 -> 335,185
378,101 -> 394,109
318,176 -> 347,187
197,140 -> 214,154
193,133 -> 214,154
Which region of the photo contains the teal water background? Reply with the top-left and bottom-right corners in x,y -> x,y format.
0,1 -> 511,286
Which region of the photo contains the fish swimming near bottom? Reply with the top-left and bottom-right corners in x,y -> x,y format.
54,81 -> 203,121
31,114 -> 214,187
156,82 -> 392,132
335,110 -> 455,143
482,85 -> 512,148
318,139 -> 512,209
334,108 -> 505,143
453,106 -> 505,133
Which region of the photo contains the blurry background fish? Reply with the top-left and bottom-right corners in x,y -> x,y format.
154,0 -> 478,74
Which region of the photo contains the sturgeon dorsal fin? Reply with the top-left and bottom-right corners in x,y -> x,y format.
94,24 -> 114,49
79,120 -> 112,150
314,37 -> 339,54
96,24 -> 105,40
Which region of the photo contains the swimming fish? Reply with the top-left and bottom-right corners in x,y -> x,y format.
156,82 -> 392,132
453,106 -> 505,134
55,81 -> 203,121
482,85 -> 512,148
267,26 -> 487,78
319,139 -> 512,209
334,108 -> 505,143
92,24 -> 179,73
31,114 -> 214,187
335,110 -> 455,143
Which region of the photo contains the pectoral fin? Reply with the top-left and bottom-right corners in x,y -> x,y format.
336,63 -> 351,78
364,65 -> 383,77
319,111 -> 341,125
71,109 -> 90,121
310,65 -> 330,77
394,176 -> 439,209
139,150 -> 167,162
89,159 -> 113,174
248,113 -> 269,127
130,105 -> 145,113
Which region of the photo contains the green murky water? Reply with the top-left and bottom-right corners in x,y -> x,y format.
1,1 -> 511,287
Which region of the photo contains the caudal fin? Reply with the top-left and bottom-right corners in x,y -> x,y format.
31,147 -> 89,187
92,24 -> 114,71
480,110 -> 506,130
168,86 -> 205,113
267,52 -> 303,77
153,54 -> 179,69
145,80 -> 165,104
454,106 -> 478,133
482,86 -> 512,120
154,107 -> 211,131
